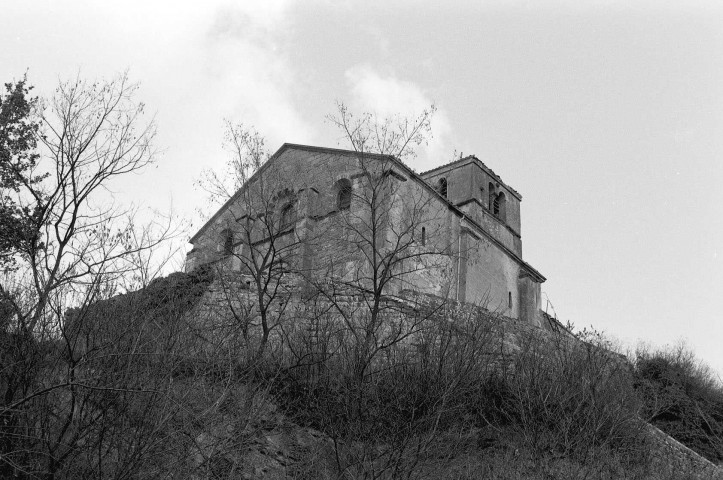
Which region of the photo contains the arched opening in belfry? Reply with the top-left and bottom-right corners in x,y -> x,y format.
488,182 -> 496,209
493,192 -> 506,221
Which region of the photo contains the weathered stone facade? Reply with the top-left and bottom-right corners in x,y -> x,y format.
186,144 -> 546,326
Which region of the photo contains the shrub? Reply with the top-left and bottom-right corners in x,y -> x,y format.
496,330 -> 650,469
634,342 -> 723,463
271,306 -> 499,478
272,306 -> 656,478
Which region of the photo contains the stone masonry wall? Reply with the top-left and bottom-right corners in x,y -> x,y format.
189,146 -> 546,325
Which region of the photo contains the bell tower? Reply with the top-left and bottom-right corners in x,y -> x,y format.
420,155 -> 523,256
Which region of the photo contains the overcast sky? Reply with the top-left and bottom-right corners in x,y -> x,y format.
3,0 -> 723,375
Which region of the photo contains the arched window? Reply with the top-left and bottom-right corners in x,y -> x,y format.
508,291 -> 513,309
438,178 -> 448,198
494,192 -> 506,220
336,178 -> 352,211
222,229 -> 234,255
421,226 -> 426,246
280,202 -> 296,230
488,182 -> 496,210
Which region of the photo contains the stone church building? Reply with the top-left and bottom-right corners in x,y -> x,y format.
186,143 -> 546,327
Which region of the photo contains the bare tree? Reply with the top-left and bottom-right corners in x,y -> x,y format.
315,102 -> 454,382
2,72 -> 179,332
194,106 -> 450,371
0,72 -> 184,478
273,102 -> 473,478
196,121 -> 315,366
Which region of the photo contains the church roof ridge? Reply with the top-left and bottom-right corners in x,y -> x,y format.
278,143 -> 396,161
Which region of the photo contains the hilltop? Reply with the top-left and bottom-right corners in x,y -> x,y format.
23,269 -> 719,479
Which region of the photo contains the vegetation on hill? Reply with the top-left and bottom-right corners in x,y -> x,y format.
634,342 -> 723,464
270,313 -> 650,479
4,267 -> 723,478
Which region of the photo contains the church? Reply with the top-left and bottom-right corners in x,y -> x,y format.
185,143 -> 546,327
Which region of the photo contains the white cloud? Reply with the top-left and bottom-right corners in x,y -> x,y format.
201,2 -> 316,147
344,65 -> 454,170
1,0 -> 316,222
346,64 -> 428,116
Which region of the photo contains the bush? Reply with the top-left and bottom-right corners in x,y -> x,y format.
271,306 -> 659,478
493,329 -> 650,471
634,342 -> 723,463
271,306 -> 500,478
